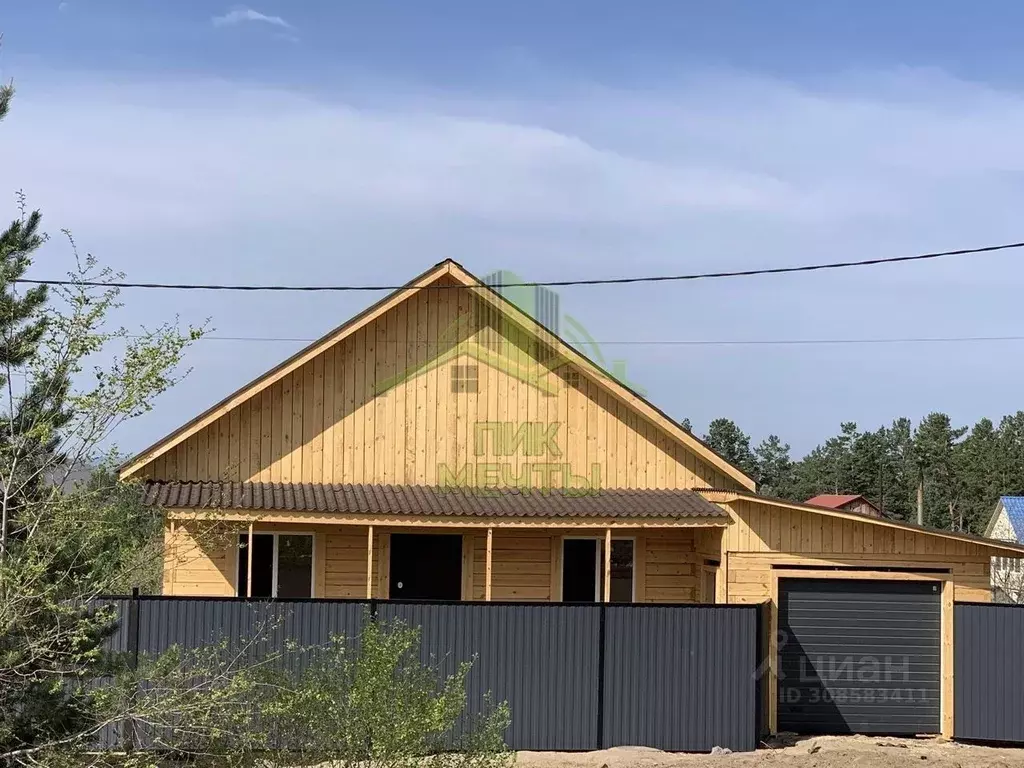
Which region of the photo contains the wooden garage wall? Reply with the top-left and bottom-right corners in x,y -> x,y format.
131,279 -> 739,492
720,498 -> 992,603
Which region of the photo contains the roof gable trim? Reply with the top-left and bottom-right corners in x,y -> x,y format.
121,260 -> 756,490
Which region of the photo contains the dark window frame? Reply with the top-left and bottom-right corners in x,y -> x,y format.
236,531 -> 315,598
561,536 -> 635,602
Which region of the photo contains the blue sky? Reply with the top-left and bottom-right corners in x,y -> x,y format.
4,2 -> 1024,458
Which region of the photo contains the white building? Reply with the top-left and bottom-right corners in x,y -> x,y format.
985,496 -> 1024,602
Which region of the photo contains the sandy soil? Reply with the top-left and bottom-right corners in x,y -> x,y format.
518,735 -> 1024,768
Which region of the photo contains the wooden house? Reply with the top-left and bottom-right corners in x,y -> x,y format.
806,493 -> 881,518
120,259 -> 1024,739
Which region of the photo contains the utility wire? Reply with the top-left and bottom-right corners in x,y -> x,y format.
16,240 -> 1024,292
153,334 -> 1024,347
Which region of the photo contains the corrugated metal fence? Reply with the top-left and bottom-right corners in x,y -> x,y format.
96,597 -> 761,753
955,602 -> 1024,744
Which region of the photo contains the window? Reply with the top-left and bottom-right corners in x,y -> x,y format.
560,367 -> 581,390
995,556 -> 1022,573
451,364 -> 479,393
562,538 -> 634,602
609,540 -> 634,602
237,533 -> 314,598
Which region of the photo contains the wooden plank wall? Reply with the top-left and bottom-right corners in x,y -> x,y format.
461,529 -> 701,602
721,499 -> 992,603
644,530 -> 699,602
165,524 -> 706,602
163,522 -> 236,597
323,528 -> 372,598
470,531 -> 553,601
134,280 -> 737,491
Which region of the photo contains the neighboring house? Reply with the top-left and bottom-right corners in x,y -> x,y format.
985,496 -> 1024,602
806,493 -> 881,518
121,259 -> 1024,738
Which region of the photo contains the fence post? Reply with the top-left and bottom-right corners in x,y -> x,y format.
596,603 -> 607,749
124,586 -> 141,752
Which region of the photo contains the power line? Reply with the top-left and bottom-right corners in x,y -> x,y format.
17,240 -> 1024,292
159,334 -> 1024,347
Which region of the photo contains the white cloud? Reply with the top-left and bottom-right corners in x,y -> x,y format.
211,7 -> 292,30
6,69 -> 1024,452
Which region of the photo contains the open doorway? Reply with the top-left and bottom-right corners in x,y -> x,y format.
562,538 -> 634,602
389,533 -> 463,600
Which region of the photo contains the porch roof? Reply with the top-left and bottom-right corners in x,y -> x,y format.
142,481 -> 728,520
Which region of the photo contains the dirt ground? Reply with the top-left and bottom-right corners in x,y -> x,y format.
518,735 -> 1024,768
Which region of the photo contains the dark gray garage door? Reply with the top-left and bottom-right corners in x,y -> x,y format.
778,578 -> 941,736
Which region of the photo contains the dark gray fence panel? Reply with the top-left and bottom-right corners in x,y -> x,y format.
379,602 -> 601,751
90,598 -> 132,749
955,603 -> 1024,743
95,598 -> 369,750
603,605 -> 758,753
94,598 -> 762,753
137,598 -> 367,671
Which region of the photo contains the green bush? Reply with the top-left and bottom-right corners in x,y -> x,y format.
268,618 -> 513,768
86,616 -> 513,768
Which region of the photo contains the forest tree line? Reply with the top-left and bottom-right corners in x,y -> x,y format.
683,412 -> 1024,536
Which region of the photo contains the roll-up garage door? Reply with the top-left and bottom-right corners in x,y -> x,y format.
778,578 -> 941,735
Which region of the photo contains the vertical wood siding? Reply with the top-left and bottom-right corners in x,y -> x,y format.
720,499 -> 993,603
134,282 -> 737,491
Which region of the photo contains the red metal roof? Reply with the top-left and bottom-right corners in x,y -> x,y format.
806,494 -> 870,509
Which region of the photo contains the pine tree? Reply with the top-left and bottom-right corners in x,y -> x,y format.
957,418 -> 1002,534
754,434 -> 793,497
0,81 -> 72,560
913,413 -> 967,531
704,418 -> 758,478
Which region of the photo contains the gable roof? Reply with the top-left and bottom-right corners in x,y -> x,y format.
705,489 -> 1024,556
806,494 -> 878,511
1002,497 -> 1024,539
987,496 -> 1024,541
120,259 -> 756,490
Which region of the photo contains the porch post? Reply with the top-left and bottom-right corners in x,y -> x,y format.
485,527 -> 493,601
603,527 -> 612,603
246,521 -> 254,598
167,520 -> 176,596
366,525 -> 375,599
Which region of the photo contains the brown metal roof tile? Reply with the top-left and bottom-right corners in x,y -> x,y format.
141,481 -> 727,520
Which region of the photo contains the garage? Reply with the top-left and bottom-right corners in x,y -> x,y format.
778,578 -> 942,736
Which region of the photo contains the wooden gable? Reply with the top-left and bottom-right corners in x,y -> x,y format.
124,262 -> 752,491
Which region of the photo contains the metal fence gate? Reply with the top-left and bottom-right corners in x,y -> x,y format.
955,602 -> 1024,744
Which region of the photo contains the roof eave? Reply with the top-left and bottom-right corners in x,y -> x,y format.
709,489 -> 1024,557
